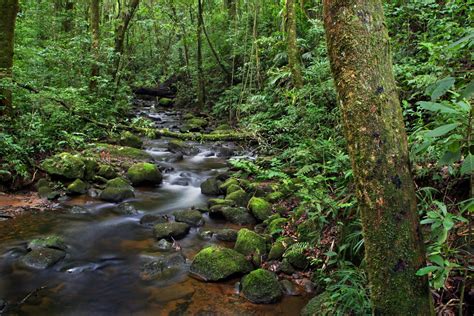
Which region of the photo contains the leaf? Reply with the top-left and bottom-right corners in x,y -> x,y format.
416,266 -> 440,276
418,101 -> 459,114
461,154 -> 474,175
438,150 -> 461,165
428,77 -> 455,101
425,123 -> 460,138
460,80 -> 474,99
428,255 -> 444,267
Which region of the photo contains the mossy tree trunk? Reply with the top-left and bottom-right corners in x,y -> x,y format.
0,0 -> 19,117
285,0 -> 303,88
322,0 -> 433,314
90,0 -> 100,91
196,0 -> 206,108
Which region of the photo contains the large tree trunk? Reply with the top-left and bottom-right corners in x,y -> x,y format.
285,0 -> 303,88
90,0 -> 101,91
322,0 -> 433,314
0,0 -> 19,117
113,0 -> 140,80
196,0 -> 206,108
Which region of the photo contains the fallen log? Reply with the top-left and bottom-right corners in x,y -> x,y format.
154,129 -> 253,141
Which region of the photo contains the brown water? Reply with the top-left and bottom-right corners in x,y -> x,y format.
0,104 -> 309,315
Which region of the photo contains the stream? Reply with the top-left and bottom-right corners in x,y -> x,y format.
0,102 -> 309,315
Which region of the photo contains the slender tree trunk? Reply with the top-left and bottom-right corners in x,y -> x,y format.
285,0 -> 303,88
63,1 -> 74,32
90,0 -> 101,91
0,0 -> 19,117
224,0 -> 236,20
322,0 -> 433,314
196,0 -> 206,108
113,0 -> 140,80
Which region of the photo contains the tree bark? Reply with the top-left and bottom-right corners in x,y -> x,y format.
90,0 -> 101,91
196,0 -> 206,108
113,0 -> 140,80
63,1 -> 75,32
285,0 -> 303,88
323,0 -> 433,314
0,0 -> 19,117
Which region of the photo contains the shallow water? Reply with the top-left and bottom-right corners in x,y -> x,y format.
0,104 -> 309,315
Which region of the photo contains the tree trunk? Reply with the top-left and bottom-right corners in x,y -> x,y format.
196,0 -> 206,108
322,0 -> 433,314
63,1 -> 75,32
90,0 -> 101,91
224,0 -> 236,20
113,0 -> 140,80
285,0 -> 303,88
0,0 -> 19,117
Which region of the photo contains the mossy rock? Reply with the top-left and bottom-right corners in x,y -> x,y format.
268,238 -> 292,260
280,258 -> 296,274
248,197 -> 272,222
214,229 -> 238,242
91,143 -> 151,160
226,184 -> 242,195
234,228 -> 267,258
81,156 -> 99,180
99,177 -> 135,203
167,139 -> 198,156
297,218 -> 319,242
38,185 -> 53,199
189,246 -> 252,281
218,178 -> 239,191
200,177 -> 222,196
41,152 -> 85,179
300,292 -> 332,316
283,246 -> 310,270
127,162 -> 163,186
267,217 -> 288,237
153,222 -> 190,240
119,131 -> 143,149
220,207 -> 256,225
0,170 -> 12,183
225,189 -> 250,207
159,97 -> 173,106
19,248 -> 66,269
208,198 -> 235,208
241,269 -> 282,304
265,191 -> 284,203
140,214 -> 168,226
186,117 -> 207,128
97,164 -> 117,179
67,179 -> 88,195
27,235 -> 66,251
173,209 -> 203,226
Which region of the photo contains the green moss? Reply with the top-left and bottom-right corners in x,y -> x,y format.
186,117 -> 207,127
241,269 -> 282,304
248,197 -> 272,221
90,143 -> 151,160
208,198 -> 235,208
234,228 -> 267,257
67,179 -> 88,195
28,235 -> 66,251
200,177 -> 222,195
81,157 -> 99,180
189,246 -> 252,281
99,177 -> 135,202
41,152 -> 85,179
268,238 -> 292,260
173,209 -> 203,226
159,97 -> 173,106
153,222 -> 190,240
265,191 -> 284,203
226,184 -> 242,195
119,131 -> 143,149
283,246 -> 310,270
220,207 -> 256,225
97,164 -> 117,179
266,218 -> 287,237
225,189 -> 249,207
127,162 -> 162,186
218,178 -> 239,191
300,292 -> 332,316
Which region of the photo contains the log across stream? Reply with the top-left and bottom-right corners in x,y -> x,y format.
0,101 -> 310,315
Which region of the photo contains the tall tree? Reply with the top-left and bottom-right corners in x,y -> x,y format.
113,0 -> 140,80
224,0 -> 236,20
0,0 -> 19,117
90,0 -> 101,91
322,0 -> 433,314
196,0 -> 206,108
63,0 -> 75,32
285,0 -> 303,88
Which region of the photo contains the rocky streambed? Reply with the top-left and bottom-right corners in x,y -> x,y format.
0,101 -> 312,315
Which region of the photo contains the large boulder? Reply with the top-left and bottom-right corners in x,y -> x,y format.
167,139 -> 198,156
209,206 -> 256,225
127,163 -> 163,186
189,246 -> 252,281
139,253 -> 186,281
234,228 -> 267,257
153,222 -> 190,240
248,197 -> 272,222
300,293 -> 331,316
99,177 -> 135,203
200,177 -> 222,196
19,248 -> 66,269
225,189 -> 250,207
241,269 -> 282,304
67,179 -> 88,195
41,152 -> 85,179
173,209 -> 203,226
119,131 -> 143,149
81,156 -> 99,180
97,164 -> 117,179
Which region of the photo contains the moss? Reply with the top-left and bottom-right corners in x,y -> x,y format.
41,152 -> 85,179
81,157 -> 99,180
248,197 -> 272,222
167,139 -> 198,155
67,179 -> 88,195
28,235 -> 66,251
266,218 -> 287,237
218,178 -> 239,191
127,162 -> 162,186
99,177 -> 135,202
159,97 -> 173,106
153,222 -> 190,240
19,248 -> 66,269
208,198 -> 235,208
220,207 -> 256,225
241,269 -> 282,304
234,228 -> 267,258
265,191 -> 284,203
297,218 -> 319,242
200,177 -> 222,195
186,117 -> 207,128
173,209 -> 203,226
300,292 -> 332,316
0,170 -> 12,183
226,184 -> 242,195
268,238 -> 292,260
225,189 -> 249,207
89,143 -> 151,160
119,131 -> 143,149
283,246 -> 310,270
189,246 -> 252,281
97,164 -> 117,179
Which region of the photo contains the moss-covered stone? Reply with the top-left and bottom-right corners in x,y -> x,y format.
225,189 -> 249,207
81,156 -> 99,180
173,209 -> 203,226
268,239 -> 291,260
189,246 -> 252,281
27,235 -> 66,251
119,131 -> 143,149
267,217 -> 288,237
140,214 -> 168,226
220,207 -> 256,225
19,248 -> 66,269
214,229 -> 238,242
167,139 -> 198,155
97,164 -> 117,179
296,218 -> 319,242
153,222 -> 190,240
0,170 -> 12,183
280,258 -> 296,274
159,97 -> 173,106
38,185 -> 53,199
241,269 -> 282,304
41,152 -> 85,179
234,228 -> 267,258
283,246 -> 310,270
127,162 -> 163,186
67,179 -> 88,195
226,184 -> 242,195
300,292 -> 332,316
99,177 -> 135,202
248,197 -> 272,222
200,177 -> 222,195
208,198 -> 235,208
89,143 -> 151,160
265,191 -> 284,203
218,178 -> 239,191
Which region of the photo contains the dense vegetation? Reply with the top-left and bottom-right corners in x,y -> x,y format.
0,0 -> 472,314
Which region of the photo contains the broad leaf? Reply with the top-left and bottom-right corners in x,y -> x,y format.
461,154 -> 474,175
460,80 -> 474,99
428,77 -> 455,101
425,123 -> 460,138
428,254 -> 444,266
416,265 -> 440,276
418,101 -> 459,114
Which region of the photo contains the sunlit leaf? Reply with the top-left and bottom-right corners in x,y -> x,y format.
425,123 -> 460,138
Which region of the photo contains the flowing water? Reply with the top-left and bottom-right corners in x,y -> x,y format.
0,103 -> 309,315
